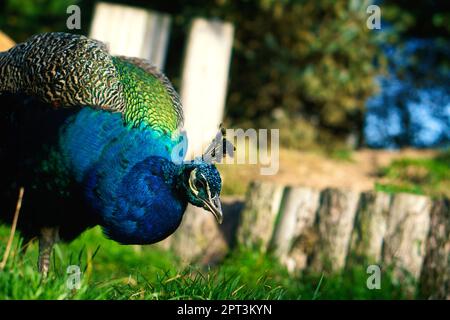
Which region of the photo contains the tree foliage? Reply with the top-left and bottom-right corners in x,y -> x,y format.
365,0 -> 450,148
0,0 -> 82,40
150,0 -> 384,145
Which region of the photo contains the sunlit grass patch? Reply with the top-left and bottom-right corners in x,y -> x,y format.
1,226 -> 412,300
376,148 -> 450,197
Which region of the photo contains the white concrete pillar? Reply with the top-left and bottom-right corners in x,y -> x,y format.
180,18 -> 234,158
89,2 -> 171,70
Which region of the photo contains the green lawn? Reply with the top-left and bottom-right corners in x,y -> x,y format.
0,226 -> 409,300
376,148 -> 450,198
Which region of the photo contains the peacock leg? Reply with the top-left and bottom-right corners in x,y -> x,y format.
38,227 -> 59,276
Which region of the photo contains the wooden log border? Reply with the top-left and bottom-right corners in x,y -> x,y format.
166,181 -> 448,298
235,181 -> 449,298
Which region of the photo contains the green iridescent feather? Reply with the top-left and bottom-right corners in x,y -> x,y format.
112,56 -> 181,135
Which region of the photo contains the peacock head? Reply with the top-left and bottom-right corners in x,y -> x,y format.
180,126 -> 235,224
183,162 -> 223,223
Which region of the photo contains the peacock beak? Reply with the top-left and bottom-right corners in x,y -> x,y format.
202,195 -> 223,224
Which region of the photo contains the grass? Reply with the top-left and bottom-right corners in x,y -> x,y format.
375,148 -> 450,198
0,226 -> 411,300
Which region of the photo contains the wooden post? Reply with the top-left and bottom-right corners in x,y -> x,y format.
165,204 -> 228,265
270,187 -> 320,272
382,193 -> 432,281
419,198 -> 450,299
348,191 -> 391,265
159,196 -> 243,265
89,2 -> 171,70
0,31 -> 15,51
237,181 -> 284,250
180,18 -> 234,158
309,188 -> 360,272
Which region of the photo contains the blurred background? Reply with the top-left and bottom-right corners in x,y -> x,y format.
0,0 -> 448,300
1,0 -> 449,149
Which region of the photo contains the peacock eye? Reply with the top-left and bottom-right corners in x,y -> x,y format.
194,179 -> 204,190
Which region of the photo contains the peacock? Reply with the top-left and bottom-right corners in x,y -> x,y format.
0,32 -> 233,275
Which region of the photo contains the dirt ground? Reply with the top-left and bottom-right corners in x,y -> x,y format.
219,148 -> 438,194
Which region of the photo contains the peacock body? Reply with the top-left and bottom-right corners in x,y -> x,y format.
0,32 -> 231,273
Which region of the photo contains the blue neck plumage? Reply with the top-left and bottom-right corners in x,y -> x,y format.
59,108 -> 187,244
